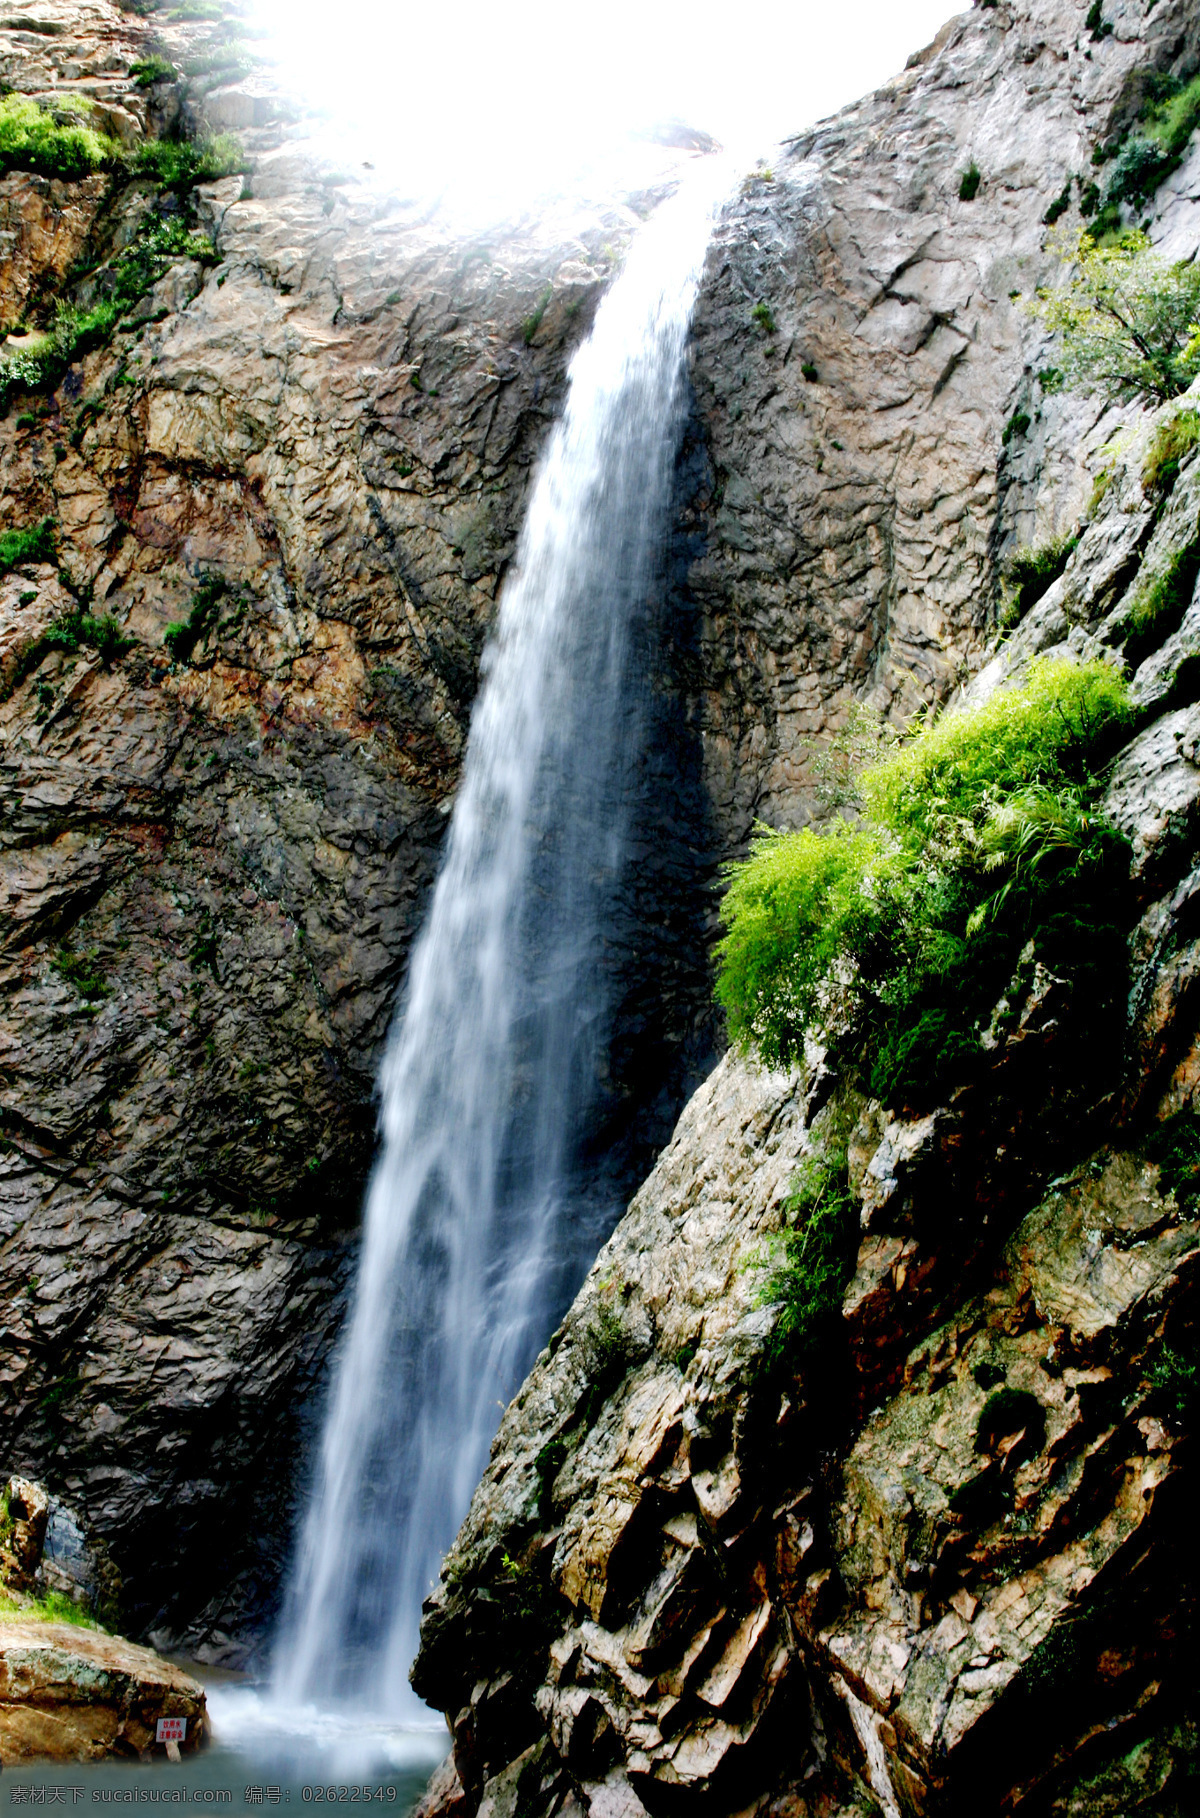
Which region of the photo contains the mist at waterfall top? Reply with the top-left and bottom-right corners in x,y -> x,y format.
248,0 -> 955,230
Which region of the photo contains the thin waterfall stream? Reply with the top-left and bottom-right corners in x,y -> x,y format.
270,169 -> 724,1726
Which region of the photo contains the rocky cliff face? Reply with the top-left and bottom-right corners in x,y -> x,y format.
684,0 -> 1200,838
411,0 -> 1200,1812
4,0 -> 1200,1784
0,0 -> 706,1654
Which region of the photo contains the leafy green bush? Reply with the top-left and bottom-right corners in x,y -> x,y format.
0,519 -> 56,575
1043,182 -> 1072,227
1100,73 -> 1200,217
959,163 -> 981,201
130,55 -> 176,86
1143,1106 -> 1200,1207
0,94 -> 119,181
1002,409 -> 1031,446
132,131 -> 247,191
109,216 -> 217,304
856,659 -> 1130,841
11,606 -> 132,697
1147,1342 -> 1198,1426
715,659 -> 1134,1105
0,302 -> 119,406
1142,408 -> 1200,501
756,1146 -> 859,1363
752,301 -> 777,333
1029,230 -> 1200,404
1000,532 -> 1079,626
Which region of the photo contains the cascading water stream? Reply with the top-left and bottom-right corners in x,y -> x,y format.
272,168 -> 724,1722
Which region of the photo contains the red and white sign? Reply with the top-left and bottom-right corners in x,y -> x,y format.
156,1717 -> 187,1743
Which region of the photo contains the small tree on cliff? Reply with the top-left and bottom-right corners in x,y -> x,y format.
1029,229 -> 1200,405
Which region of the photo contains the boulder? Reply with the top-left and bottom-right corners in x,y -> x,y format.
0,1622 -> 208,1762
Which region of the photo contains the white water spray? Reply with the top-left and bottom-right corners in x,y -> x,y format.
274,167 -> 723,1720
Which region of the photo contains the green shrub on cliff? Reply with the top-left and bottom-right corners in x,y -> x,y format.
50,945 -> 111,1002
715,659 -> 1133,1107
0,95 -> 119,181
1,217 -> 217,409
1029,230 -> 1200,405
132,130 -> 247,191
1123,534 -> 1200,643
0,519 -> 57,575
1096,72 -> 1200,222
130,55 -> 177,86
1000,532 -> 1079,626
0,302 -> 121,406
757,1146 -> 859,1363
163,571 -> 228,663
1142,408 -> 1200,502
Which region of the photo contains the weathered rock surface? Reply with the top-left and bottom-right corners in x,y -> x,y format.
411,1 -> 1200,1812
683,0 -> 1200,836
0,1620 -> 207,1762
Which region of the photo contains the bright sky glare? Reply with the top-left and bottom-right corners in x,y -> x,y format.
248,0 -> 960,229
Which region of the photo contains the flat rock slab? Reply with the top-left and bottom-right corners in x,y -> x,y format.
0,1622 -> 207,1762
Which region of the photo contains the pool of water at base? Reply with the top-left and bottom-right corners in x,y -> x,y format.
1,1686 -> 449,1816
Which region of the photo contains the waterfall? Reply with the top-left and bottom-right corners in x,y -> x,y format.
274,168 -> 722,1717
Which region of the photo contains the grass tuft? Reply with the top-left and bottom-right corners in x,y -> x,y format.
521,285 -> 553,346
